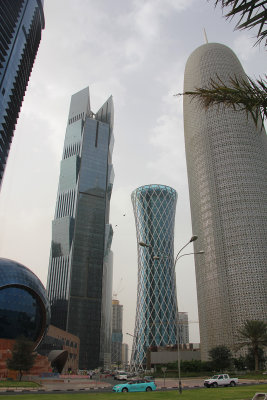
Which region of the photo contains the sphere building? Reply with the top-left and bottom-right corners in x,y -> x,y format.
0,258 -> 50,346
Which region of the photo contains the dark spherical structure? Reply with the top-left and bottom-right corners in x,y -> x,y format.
0,258 -> 50,347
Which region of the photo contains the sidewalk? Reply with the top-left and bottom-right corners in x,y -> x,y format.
0,376 -> 112,393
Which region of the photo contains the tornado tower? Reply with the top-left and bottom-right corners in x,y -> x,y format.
183,43 -> 267,359
131,184 -> 178,370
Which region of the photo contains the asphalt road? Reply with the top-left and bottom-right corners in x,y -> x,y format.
0,376 -> 265,396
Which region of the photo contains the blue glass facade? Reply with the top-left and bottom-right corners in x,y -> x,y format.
0,258 -> 50,347
0,0 -> 45,189
46,87 -> 114,369
131,185 -> 178,370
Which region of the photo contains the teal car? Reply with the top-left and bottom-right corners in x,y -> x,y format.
112,379 -> 156,392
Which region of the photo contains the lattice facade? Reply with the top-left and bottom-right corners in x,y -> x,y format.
183,43 -> 267,360
131,184 -> 178,369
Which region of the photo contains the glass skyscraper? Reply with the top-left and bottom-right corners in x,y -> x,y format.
183,43 -> 267,360
131,184 -> 178,370
46,87 -> 114,369
0,0 -> 45,189
111,299 -> 123,365
178,312 -> 189,344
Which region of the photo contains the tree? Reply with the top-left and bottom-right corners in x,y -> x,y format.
6,337 -> 36,381
245,347 -> 266,371
208,345 -> 233,371
236,320 -> 267,371
213,0 -> 267,46
233,354 -> 247,371
180,359 -> 213,373
179,0 -> 267,124
180,75 -> 267,125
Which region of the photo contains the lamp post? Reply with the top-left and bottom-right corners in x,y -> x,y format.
153,251 -> 204,261
126,332 -> 135,372
173,235 -> 198,394
139,235 -> 204,394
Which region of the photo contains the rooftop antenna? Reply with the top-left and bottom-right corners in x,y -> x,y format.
203,28 -> 208,44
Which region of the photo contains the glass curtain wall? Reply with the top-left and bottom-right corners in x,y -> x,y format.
47,87 -> 114,369
0,0 -> 44,188
131,184 -> 178,370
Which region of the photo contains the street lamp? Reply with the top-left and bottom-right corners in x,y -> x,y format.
138,241 -> 152,248
139,235 -> 204,394
153,251 -> 204,261
174,236 -> 202,394
126,332 -> 135,338
126,333 -> 135,371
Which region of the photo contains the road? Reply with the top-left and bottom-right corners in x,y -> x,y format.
0,376 -> 265,396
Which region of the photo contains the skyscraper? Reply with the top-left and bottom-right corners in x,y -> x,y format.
111,299 -> 123,365
183,43 -> 267,360
178,312 -> 189,344
131,184 -> 178,370
46,87 -> 114,369
0,0 -> 45,189
121,343 -> 129,368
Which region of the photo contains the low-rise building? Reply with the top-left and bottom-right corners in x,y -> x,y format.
147,344 -> 200,369
37,325 -> 80,374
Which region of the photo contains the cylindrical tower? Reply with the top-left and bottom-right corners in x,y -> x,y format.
183,43 -> 267,359
131,184 -> 178,370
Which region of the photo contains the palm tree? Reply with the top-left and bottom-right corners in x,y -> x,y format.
178,0 -> 267,124
236,320 -> 267,371
214,0 -> 267,46
180,75 -> 267,125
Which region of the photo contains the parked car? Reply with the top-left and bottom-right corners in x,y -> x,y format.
113,379 -> 157,392
114,372 -> 128,381
127,372 -> 138,378
204,374 -> 238,388
144,376 -> 154,381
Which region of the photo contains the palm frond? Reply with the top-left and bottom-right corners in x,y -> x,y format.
237,320 -> 267,342
213,0 -> 267,45
177,74 -> 267,127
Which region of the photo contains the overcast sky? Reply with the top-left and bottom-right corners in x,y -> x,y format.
0,0 -> 265,351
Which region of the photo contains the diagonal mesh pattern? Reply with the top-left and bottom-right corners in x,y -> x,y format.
131,184 -> 178,370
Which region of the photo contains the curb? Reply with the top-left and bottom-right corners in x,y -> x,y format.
0,386 -> 110,393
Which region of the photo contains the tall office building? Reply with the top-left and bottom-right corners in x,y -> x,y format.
178,312 -> 189,344
121,343 -> 129,368
131,184 -> 178,370
111,299 -> 123,365
183,43 -> 267,360
0,0 -> 45,189
46,87 -> 114,369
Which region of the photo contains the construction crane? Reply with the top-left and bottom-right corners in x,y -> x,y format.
113,277 -> 123,300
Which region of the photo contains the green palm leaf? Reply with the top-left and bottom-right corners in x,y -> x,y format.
235,320 -> 267,371
213,0 -> 267,45
178,75 -> 267,127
